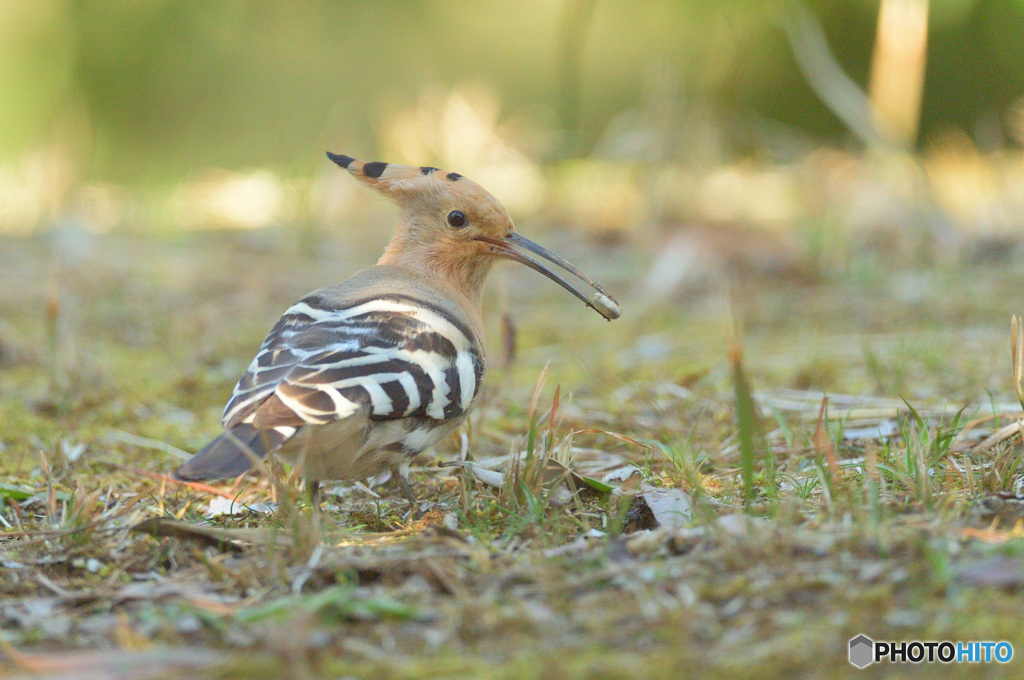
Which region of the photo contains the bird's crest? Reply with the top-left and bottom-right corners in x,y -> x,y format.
324,151 -> 618,320
326,152 -> 513,237
327,152 -> 470,199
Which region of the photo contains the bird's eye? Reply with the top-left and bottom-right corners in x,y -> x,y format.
447,210 -> 467,228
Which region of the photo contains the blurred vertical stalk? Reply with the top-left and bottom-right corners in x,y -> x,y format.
782,1 -> 883,147
868,0 -> 929,146
556,0 -> 598,156
1011,315 -> 1024,413
730,342 -> 760,510
46,280 -> 61,391
725,293 -> 770,511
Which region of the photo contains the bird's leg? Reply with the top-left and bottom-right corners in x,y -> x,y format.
392,467 -> 421,519
308,479 -> 321,511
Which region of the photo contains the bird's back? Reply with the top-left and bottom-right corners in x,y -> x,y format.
176,264 -> 486,482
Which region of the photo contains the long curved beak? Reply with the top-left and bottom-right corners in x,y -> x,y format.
475,232 -> 621,320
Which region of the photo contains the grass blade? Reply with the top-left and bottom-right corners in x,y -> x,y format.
730,343 -> 763,510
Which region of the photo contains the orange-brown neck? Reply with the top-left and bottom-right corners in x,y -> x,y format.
377,231 -> 494,314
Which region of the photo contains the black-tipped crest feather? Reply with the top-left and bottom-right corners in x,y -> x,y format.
326,151 -> 354,168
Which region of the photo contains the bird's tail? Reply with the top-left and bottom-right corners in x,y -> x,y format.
174,424 -> 269,481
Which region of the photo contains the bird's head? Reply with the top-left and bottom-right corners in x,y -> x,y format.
328,152 -> 620,320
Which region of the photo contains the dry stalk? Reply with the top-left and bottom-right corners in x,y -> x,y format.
1012,315 -> 1024,412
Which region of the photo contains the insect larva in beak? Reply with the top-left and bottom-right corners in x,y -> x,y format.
592,293 -> 621,320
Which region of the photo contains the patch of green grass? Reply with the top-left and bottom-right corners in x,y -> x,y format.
237,583 -> 418,624
4,233 -> 1024,679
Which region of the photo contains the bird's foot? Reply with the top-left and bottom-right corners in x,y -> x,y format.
308,479 -> 322,513
392,469 -> 422,520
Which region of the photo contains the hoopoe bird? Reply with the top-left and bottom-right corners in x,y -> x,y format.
174,153 -> 620,507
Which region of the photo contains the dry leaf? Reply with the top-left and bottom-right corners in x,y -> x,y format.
440,461 -> 505,488
637,483 -> 692,529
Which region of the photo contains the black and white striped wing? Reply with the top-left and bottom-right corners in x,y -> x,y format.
221,295 -> 484,448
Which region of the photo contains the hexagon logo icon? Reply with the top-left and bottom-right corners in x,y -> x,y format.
849,635 -> 875,668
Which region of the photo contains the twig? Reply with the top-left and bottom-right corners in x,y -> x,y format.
779,1 -> 884,147
35,571 -> 73,598
105,430 -> 193,461
972,421 -> 1023,454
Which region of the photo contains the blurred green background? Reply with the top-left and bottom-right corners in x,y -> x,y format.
5,1 -> 1024,178
4,0 -> 1024,242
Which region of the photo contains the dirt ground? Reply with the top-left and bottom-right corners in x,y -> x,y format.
3,222 -> 1024,679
